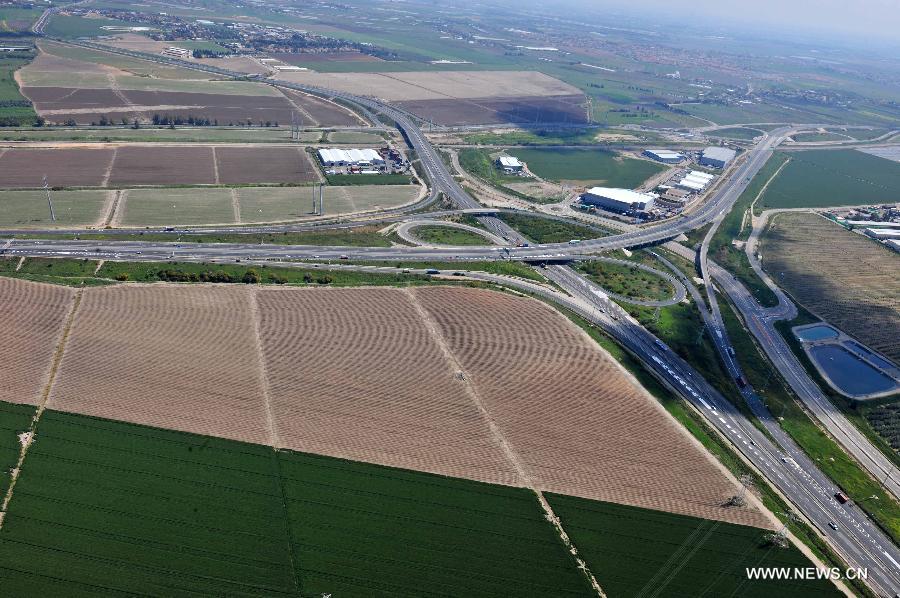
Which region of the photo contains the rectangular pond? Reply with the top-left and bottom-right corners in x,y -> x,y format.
794,324 -> 839,342
808,345 -> 898,397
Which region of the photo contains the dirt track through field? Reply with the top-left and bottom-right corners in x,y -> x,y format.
230,188 -> 241,223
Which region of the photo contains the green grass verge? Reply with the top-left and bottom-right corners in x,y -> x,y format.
707,152 -> 791,308
707,127 -> 765,140
576,259 -> 675,302
498,212 -> 607,244
410,224 -> 491,246
325,174 -> 413,186
0,52 -> 38,126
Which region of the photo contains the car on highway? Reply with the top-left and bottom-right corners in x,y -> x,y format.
828,522 -> 839,531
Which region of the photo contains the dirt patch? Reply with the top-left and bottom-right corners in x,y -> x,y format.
108,145 -> 216,186
0,147 -> 114,188
214,146 -> 319,185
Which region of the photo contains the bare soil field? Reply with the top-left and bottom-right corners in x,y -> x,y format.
273,70 -> 582,100
215,146 -> 319,185
413,286 -> 773,528
107,145 -> 216,186
279,89 -> 365,127
48,285 -> 271,445
0,277 -> 74,406
397,94 -> 588,126
762,212 -> 900,363
0,147 -> 114,188
0,145 -> 320,188
256,287 -> 520,485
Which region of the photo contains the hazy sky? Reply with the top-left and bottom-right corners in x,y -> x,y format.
542,0 -> 900,45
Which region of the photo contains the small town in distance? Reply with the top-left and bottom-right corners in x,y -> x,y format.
0,0 -> 898,596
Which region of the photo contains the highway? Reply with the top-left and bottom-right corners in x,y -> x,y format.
10,37 -> 900,595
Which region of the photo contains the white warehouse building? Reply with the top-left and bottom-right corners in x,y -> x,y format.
582,187 -> 656,213
497,156 -> 524,172
317,148 -> 385,167
864,228 -> 900,240
643,149 -> 685,164
699,146 -> 736,168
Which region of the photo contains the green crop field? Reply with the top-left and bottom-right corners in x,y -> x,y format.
324,174 -> 413,186
238,185 -> 418,222
0,402 -> 34,496
0,7 -> 40,32
411,225 -> 490,246
508,148 -> 665,187
1,51 -> 38,126
0,190 -> 109,227
791,132 -> 852,142
498,212 -> 607,244
707,127 -> 764,140
0,407 -> 591,597
548,494 -> 841,598
757,149 -> 900,210
118,188 -> 235,226
326,130 -> 384,144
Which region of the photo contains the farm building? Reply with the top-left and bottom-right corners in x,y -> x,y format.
497,156 -> 524,173
700,147 -> 736,168
317,148 -> 385,167
643,149 -> 684,164
864,228 -> 900,240
582,187 -> 655,213
161,47 -> 190,59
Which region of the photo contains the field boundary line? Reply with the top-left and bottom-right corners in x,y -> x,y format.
101,147 -> 118,188
0,287 -> 83,530
100,189 -> 120,227
109,189 -> 128,227
211,146 -> 220,184
93,260 -> 104,275
404,288 -> 606,597
14,256 -> 25,271
248,288 -> 280,448
231,188 -> 241,223
278,89 -> 317,126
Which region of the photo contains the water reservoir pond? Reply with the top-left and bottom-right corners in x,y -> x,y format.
809,345 -> 897,396
794,324 -> 839,342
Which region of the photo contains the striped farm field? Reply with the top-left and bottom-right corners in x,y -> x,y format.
0,405 -> 834,596
0,278 -> 75,407
0,402 -> 35,496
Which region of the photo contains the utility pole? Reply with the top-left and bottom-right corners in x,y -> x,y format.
311,183 -> 318,215
319,183 -> 324,215
43,175 -> 56,222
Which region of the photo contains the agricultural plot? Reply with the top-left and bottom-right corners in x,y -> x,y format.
762,213 -> 900,363
757,149 -> 900,210
280,90 -> 365,127
0,410 -> 300,596
48,285 -> 272,445
117,188 -> 236,226
327,130 -> 384,144
0,190 -> 109,227
214,146 -> 319,186
0,147 -> 113,188
0,278 -> 74,407
237,185 -> 418,222
255,287 -> 520,486
413,287 -> 773,528
0,402 -> 34,497
0,407 -> 595,597
107,145 -> 217,186
547,494 -> 841,598
397,95 -> 588,126
707,127 -> 764,140
508,148 -> 665,187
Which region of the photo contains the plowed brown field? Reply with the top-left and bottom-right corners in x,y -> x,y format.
412,286 -> 772,528
10,281 -> 767,526
0,278 -> 74,406
48,285 -> 270,445
255,287 -> 519,486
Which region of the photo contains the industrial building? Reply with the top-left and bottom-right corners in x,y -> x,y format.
497,156 -> 524,173
582,187 -> 656,213
317,148 -> 386,167
864,228 -> 900,240
643,149 -> 685,164
676,170 -> 715,192
700,146 -> 736,168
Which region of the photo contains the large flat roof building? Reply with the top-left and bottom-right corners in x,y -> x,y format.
864,228 -> 900,240
644,149 -> 685,164
699,146 -> 736,168
497,156 -> 524,172
317,148 -> 385,167
582,187 -> 655,213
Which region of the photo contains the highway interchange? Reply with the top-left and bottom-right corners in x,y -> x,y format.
3,39 -> 900,596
